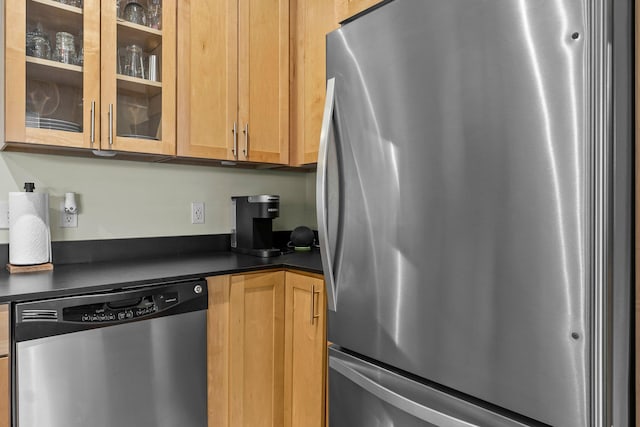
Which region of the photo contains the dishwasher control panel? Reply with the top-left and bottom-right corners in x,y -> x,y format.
63,292 -> 179,323
15,279 -> 208,343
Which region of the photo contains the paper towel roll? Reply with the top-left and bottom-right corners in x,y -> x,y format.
9,192 -> 52,265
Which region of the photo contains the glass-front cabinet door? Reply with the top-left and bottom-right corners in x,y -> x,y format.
101,0 -> 176,155
6,0 -> 100,149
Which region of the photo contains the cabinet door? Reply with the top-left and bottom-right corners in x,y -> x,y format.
101,0 -> 176,155
237,0 -> 289,164
284,271 -> 326,427
177,0 -> 238,160
0,305 -> 9,427
290,0 -> 337,166
6,0 -> 100,149
207,276 -> 231,427
335,0 -> 384,23
229,271 -> 285,427
0,357 -> 7,427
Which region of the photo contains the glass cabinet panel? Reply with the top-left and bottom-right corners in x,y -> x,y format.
6,0 -> 174,153
26,1 -> 83,134
6,0 -> 99,148
102,0 -> 175,155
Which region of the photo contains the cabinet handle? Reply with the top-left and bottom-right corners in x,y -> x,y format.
232,122 -> 238,159
90,101 -> 96,146
108,104 -> 114,146
243,123 -> 249,158
311,285 -> 321,325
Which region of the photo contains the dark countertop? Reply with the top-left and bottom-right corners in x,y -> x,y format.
0,250 -> 323,303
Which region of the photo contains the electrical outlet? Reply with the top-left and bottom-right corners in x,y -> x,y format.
191,202 -> 205,224
60,202 -> 78,228
0,201 -> 8,229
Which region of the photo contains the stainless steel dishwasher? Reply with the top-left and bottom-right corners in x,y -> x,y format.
13,279 -> 208,427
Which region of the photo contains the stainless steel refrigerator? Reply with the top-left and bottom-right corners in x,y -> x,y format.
316,0 -> 633,426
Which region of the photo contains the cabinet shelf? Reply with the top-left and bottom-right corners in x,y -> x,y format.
28,0 -> 83,32
117,19 -> 162,51
117,74 -> 162,96
26,56 -> 83,87
118,74 -> 162,97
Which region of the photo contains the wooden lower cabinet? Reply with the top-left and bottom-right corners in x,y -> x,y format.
229,271 -> 285,427
284,271 -> 326,427
0,357 -> 7,427
206,270 -> 326,427
0,304 -> 9,427
207,271 -> 285,427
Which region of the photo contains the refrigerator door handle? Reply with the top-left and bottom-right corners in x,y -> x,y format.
317,77 -> 338,312
330,356 -> 478,427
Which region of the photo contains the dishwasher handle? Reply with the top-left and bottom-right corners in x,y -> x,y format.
15,279 -> 208,342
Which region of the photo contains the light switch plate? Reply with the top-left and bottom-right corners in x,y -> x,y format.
0,201 -> 8,229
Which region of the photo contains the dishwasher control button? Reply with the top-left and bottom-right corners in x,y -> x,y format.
118,312 -> 126,320
125,310 -> 134,319
194,285 -> 203,294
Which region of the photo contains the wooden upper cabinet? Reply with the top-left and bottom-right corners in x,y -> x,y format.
177,0 -> 237,160
178,0 -> 289,164
5,0 -> 101,149
284,271 -> 326,427
5,0 -> 176,154
237,0 -> 289,164
101,0 -> 176,155
335,0 -> 384,23
290,0 -> 338,166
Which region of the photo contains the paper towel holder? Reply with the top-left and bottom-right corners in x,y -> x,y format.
7,183 -> 54,274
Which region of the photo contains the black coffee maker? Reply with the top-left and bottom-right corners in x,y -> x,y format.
231,195 -> 281,257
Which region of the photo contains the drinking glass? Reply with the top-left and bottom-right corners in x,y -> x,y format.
32,36 -> 51,60
53,32 -> 76,65
75,31 -> 84,66
26,23 -> 49,58
123,2 -> 146,25
124,44 -> 145,79
146,0 -> 162,30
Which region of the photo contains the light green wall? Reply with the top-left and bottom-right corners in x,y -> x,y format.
0,152 -> 317,244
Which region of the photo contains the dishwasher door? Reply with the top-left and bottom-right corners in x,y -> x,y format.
14,280 -> 208,427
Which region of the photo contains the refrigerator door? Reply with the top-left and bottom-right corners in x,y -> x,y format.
328,347 -> 533,427
319,0 -> 590,425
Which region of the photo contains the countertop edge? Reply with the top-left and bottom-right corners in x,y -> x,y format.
0,251 -> 323,303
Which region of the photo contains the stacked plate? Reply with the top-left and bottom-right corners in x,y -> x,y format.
26,117 -> 81,133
